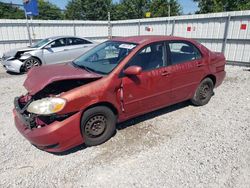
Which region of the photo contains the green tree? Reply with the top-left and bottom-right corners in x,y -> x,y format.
194,0 -> 250,13
85,0 -> 112,20
109,3 -> 121,20
114,0 -> 151,20
149,0 -> 182,17
65,0 -> 183,20
65,0 -> 86,20
65,0 -> 112,20
35,0 -> 64,20
0,2 -> 25,19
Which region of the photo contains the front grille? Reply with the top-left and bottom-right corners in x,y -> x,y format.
14,97 -> 37,129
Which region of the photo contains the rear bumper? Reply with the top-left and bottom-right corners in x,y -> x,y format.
13,108 -> 84,153
214,70 -> 226,88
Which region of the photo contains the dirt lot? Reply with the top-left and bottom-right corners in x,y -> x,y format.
0,65 -> 249,188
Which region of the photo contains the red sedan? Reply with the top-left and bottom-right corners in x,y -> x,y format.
13,36 -> 226,152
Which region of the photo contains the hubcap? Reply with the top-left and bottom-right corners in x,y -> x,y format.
85,115 -> 106,137
199,84 -> 210,100
25,58 -> 39,71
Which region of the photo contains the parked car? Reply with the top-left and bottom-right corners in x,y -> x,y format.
1,36 -> 97,73
13,36 -> 226,152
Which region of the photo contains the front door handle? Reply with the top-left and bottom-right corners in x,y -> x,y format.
161,71 -> 170,76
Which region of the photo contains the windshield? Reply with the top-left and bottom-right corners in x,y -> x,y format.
73,41 -> 137,75
31,38 -> 52,48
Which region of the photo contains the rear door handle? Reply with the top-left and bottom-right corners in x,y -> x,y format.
161,71 -> 170,76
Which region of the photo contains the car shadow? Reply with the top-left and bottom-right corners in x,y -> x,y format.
49,144 -> 88,156
117,100 -> 191,130
51,100 -> 191,156
6,71 -> 25,75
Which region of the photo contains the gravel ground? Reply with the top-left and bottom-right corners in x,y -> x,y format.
0,65 -> 249,188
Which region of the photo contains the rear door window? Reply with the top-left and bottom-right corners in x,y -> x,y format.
68,38 -> 92,45
168,42 -> 201,65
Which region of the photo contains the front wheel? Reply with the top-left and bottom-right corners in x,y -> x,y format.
23,57 -> 41,72
191,78 -> 214,106
81,106 -> 116,146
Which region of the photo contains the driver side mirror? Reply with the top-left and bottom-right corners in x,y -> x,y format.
123,65 -> 142,76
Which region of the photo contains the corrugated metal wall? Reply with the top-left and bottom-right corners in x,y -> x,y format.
0,10 -> 250,65
0,20 -> 108,55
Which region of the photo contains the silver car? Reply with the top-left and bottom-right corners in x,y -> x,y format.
0,36 -> 97,73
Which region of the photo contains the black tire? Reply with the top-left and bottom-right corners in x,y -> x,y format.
191,78 -> 214,106
81,106 -> 116,146
23,57 -> 41,72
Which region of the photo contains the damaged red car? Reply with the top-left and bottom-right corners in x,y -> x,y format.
13,36 -> 226,152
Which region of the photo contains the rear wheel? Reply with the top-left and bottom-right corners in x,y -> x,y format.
23,57 -> 41,72
81,106 -> 116,146
191,78 -> 214,106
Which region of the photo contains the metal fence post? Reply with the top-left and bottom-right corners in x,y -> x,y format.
108,12 -> 112,39
222,15 -> 231,53
138,20 -> 141,36
165,18 -> 171,35
171,19 -> 175,36
165,19 -> 168,35
24,11 -> 32,46
73,23 -> 76,36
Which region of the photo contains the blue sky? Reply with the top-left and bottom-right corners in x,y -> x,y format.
0,0 -> 199,14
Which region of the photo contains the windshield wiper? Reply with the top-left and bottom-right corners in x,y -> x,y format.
72,62 -> 106,75
72,62 -> 92,72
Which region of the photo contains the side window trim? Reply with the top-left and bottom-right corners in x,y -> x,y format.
166,40 -> 203,66
164,41 -> 171,66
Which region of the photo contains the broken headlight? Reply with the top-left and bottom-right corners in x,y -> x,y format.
27,98 -> 66,115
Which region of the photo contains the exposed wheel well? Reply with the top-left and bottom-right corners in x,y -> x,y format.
84,102 -> 118,116
204,74 -> 216,86
20,56 -> 42,72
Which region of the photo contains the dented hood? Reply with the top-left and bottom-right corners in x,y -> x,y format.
24,63 -> 102,95
3,47 -> 36,58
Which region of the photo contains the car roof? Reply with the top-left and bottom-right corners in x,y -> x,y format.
112,35 -> 193,45
45,36 -> 91,41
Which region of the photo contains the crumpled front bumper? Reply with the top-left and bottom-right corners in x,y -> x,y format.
1,59 -> 23,73
13,98 -> 84,153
